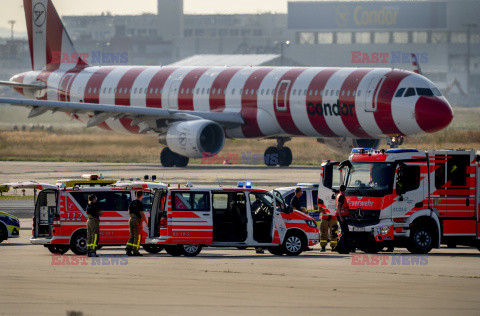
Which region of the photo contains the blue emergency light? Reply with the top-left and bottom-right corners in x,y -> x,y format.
245,182 -> 252,189
385,149 -> 418,153
237,182 -> 244,188
351,148 -> 372,154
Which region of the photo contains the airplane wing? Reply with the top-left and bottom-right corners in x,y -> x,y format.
0,81 -> 46,90
0,97 -> 244,132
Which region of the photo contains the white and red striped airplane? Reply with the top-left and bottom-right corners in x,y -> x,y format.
0,0 -> 453,167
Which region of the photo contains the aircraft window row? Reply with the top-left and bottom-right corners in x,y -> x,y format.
84,86 -> 366,98
86,87 -> 165,95
394,87 -> 442,98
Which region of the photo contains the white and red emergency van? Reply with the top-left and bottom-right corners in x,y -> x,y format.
145,184 -> 319,256
318,148 -> 480,254
5,181 -> 166,255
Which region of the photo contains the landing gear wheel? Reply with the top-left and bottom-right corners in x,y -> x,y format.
47,245 -> 69,255
181,244 -> 202,257
0,224 -> 7,243
160,147 -> 176,167
70,230 -> 87,255
143,245 -> 164,254
268,246 -> 285,256
174,155 -> 189,168
264,147 -> 278,166
407,224 -> 434,254
278,147 -> 293,167
283,233 -> 305,256
161,147 -> 190,167
165,245 -> 183,256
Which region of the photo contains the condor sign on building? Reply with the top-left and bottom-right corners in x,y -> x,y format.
288,1 -> 447,30
286,1 -> 480,97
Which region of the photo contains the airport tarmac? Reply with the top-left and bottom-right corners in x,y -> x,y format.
1,161 -> 480,315
0,161 -> 319,189
0,219 -> 479,316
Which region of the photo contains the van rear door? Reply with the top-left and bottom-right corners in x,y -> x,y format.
149,189 -> 167,238
34,189 -> 59,238
2,183 -> 59,238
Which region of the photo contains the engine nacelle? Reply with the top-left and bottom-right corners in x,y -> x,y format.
322,138 -> 381,156
165,120 -> 225,158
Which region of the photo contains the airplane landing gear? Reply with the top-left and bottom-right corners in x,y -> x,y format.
160,147 -> 189,168
386,136 -> 404,149
264,138 -> 293,167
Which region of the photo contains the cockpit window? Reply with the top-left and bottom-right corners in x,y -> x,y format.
395,88 -> 406,97
432,88 -> 442,96
416,88 -> 434,96
404,87 -> 416,97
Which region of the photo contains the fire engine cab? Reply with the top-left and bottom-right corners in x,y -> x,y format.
4,181 -> 166,255
318,148 -> 480,254
146,184 -> 319,256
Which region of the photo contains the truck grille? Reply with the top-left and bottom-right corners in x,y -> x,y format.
347,209 -> 380,225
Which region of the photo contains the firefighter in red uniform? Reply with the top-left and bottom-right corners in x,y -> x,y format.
335,185 -> 350,254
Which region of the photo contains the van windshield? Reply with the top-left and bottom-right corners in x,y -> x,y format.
345,162 -> 394,197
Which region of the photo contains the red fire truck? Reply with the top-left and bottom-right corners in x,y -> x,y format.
318,148 -> 480,254
146,184 -> 319,256
5,181 -> 166,255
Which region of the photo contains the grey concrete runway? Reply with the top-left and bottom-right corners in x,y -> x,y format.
0,219 -> 479,316
1,162 -> 480,315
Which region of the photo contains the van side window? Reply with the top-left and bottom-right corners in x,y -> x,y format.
172,192 -> 209,211
70,191 -> 131,212
447,155 -> 470,187
141,192 -> 154,213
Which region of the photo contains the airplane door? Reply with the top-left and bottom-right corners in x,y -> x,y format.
167,79 -> 182,109
364,76 -> 385,112
275,80 -> 290,111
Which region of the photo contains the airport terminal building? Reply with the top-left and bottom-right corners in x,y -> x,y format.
1,0 -> 479,98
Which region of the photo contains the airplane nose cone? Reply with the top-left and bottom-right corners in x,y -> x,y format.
415,97 -> 453,133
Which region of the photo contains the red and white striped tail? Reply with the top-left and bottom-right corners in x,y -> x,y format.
411,53 -> 422,75
24,0 -> 81,71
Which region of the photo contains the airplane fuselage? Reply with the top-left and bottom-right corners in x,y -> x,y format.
11,65 -> 453,139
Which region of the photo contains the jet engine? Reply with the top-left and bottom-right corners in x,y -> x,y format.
164,120 -> 225,158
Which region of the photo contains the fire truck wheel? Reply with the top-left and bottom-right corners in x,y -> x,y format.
143,244 -> 164,254
181,244 -> 202,257
407,224 -> 434,254
70,230 -> 88,255
283,232 -> 305,256
47,245 -> 69,255
267,246 -> 284,256
0,224 -> 7,243
165,245 -> 183,256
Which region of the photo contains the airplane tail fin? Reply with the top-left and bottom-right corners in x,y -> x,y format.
23,0 -> 84,71
411,53 -> 422,75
